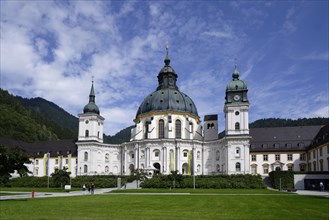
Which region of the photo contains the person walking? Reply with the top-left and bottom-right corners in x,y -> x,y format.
82,184 -> 86,194
319,182 -> 324,191
90,183 -> 95,195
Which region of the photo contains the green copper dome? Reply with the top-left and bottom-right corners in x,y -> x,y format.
136,88 -> 198,117
136,46 -> 198,119
226,66 -> 248,91
83,81 -> 100,115
225,65 -> 249,104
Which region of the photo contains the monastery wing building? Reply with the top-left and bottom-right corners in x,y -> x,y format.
76,47 -> 251,176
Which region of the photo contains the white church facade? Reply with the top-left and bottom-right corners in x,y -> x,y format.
76,47 -> 251,176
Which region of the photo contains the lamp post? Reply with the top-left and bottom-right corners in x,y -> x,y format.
47,152 -> 50,188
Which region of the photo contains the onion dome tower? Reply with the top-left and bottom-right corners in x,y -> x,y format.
78,80 -> 104,142
131,45 -> 201,140
224,64 -> 249,136
83,81 -> 100,115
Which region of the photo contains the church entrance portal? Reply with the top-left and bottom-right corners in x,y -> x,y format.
182,163 -> 188,175
153,163 -> 161,174
129,164 -> 134,175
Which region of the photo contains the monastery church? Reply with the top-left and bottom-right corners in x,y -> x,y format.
3,47 -> 328,183
77,47 -> 250,176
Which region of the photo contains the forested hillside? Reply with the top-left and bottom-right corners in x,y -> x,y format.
0,89 -> 76,142
104,126 -> 134,144
16,96 -> 78,134
249,118 -> 329,128
1,88 -> 327,144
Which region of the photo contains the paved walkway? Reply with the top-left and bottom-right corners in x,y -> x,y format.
1,188 -> 328,200
294,190 -> 329,198
0,187 -> 117,200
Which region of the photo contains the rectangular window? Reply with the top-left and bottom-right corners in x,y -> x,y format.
319,147 -> 323,156
263,155 -> 268,161
287,154 -> 292,161
35,159 -> 39,165
263,166 -> 269,174
65,159 -> 69,164
300,164 -> 306,172
55,159 -> 58,165
251,155 -> 256,161
313,150 -> 315,159
275,154 -> 280,161
300,153 -> 305,161
132,154 -> 135,159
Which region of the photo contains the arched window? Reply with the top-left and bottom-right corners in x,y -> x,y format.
251,164 -> 257,174
105,153 -> 109,162
235,122 -> 240,130
287,164 -> 294,171
216,164 -> 220,172
235,147 -> 241,158
175,120 -> 181,139
98,131 -> 100,138
84,152 -> 88,161
85,130 -> 89,137
84,165 -> 88,173
197,151 -> 200,160
144,123 -> 149,139
196,164 -> 201,173
216,151 -> 220,161
153,150 -> 160,159
158,119 -> 164,138
235,162 -> 241,172
105,166 -> 109,173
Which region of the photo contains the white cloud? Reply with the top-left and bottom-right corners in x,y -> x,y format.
300,52 -> 329,61
1,1 -> 328,136
202,31 -> 232,39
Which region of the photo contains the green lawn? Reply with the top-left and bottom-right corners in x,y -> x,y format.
1,189 -> 328,220
110,188 -> 287,194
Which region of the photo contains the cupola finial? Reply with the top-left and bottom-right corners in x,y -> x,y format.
164,42 -> 170,65
232,57 -> 239,80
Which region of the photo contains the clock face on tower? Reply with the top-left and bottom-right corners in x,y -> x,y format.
233,94 -> 240,101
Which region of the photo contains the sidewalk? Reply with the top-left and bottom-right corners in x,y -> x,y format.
0,187 -> 116,201
294,190 -> 329,198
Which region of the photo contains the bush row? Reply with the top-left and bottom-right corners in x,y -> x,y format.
140,174 -> 266,189
3,175 -> 125,189
269,171 -> 294,189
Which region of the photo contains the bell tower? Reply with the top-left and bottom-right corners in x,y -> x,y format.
78,80 -> 104,142
224,64 -> 249,136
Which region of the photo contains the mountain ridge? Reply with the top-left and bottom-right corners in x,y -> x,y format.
1,89 -> 328,144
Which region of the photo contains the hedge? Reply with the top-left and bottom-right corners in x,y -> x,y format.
2,175 -> 125,189
269,171 -> 294,189
140,174 -> 266,189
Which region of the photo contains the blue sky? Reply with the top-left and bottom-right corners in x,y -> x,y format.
1,0 -> 328,135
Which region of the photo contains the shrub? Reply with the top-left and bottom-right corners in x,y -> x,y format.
269,171 -> 294,189
140,174 -> 266,189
